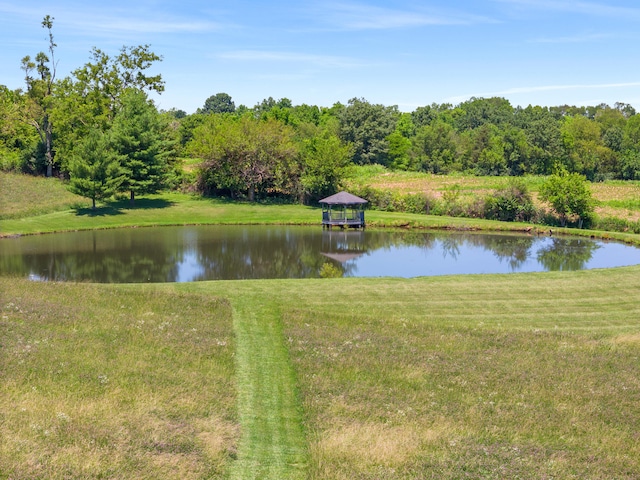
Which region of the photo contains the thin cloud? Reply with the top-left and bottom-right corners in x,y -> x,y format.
0,2 -> 225,36
311,2 -> 496,31
494,0 -> 640,20
75,17 -> 223,35
531,33 -> 617,44
0,2 -> 44,16
217,50 -> 376,69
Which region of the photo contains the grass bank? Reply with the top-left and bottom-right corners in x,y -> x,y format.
4,171 -> 640,248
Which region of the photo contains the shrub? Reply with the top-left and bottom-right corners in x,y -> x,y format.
401,192 -> 437,215
539,172 -> 595,228
484,179 -> 536,222
594,216 -> 640,234
0,150 -> 24,172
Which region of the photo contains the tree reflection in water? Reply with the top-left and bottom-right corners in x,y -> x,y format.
0,226 -> 636,283
536,237 -> 600,271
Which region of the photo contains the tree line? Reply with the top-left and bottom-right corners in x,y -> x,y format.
1,17 -> 640,211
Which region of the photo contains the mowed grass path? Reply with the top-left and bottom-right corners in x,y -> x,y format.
226,286 -> 308,479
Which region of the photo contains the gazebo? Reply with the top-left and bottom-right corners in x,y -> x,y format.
319,191 -> 367,229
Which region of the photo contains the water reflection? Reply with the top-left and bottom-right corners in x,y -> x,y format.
0,226 -> 638,283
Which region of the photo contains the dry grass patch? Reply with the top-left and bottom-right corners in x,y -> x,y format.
595,206 -> 640,222
359,172 -> 506,197
591,181 -> 640,202
315,420 -> 452,467
611,332 -> 640,344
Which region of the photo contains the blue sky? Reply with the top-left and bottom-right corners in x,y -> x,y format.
1,0 -> 640,113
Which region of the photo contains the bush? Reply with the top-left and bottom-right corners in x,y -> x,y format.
349,185 -> 441,216
484,179 -> 536,222
594,216 -> 640,234
401,192 -> 437,214
539,172 -> 595,228
0,150 -> 25,172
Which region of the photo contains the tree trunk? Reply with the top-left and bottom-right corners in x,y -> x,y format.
248,185 -> 255,202
44,114 -> 54,178
130,190 -> 135,206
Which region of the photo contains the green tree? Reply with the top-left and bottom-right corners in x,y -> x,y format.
386,113 -> 415,170
53,44 -> 165,167
67,128 -> 122,208
339,97 -> 398,165
458,124 -> 507,175
622,115 -> 640,152
111,90 -> 171,205
201,93 -> 235,114
21,15 -> 57,177
299,129 -> 352,203
502,126 -> 534,176
560,115 -> 613,179
412,119 -> 458,173
514,106 -> 563,174
253,97 -> 293,118
190,115 -> 298,201
411,104 -> 441,128
619,150 -> 640,180
539,171 -> 595,228
0,86 -> 37,171
454,97 -> 514,131
73,45 -> 164,115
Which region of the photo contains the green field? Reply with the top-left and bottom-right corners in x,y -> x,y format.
2,172 -> 640,478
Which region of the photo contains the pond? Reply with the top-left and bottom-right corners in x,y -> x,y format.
1,225 -> 639,283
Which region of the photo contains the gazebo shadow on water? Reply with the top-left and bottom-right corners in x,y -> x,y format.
319,191 -> 367,229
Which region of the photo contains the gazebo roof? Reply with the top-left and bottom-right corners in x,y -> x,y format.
321,252 -> 364,263
319,191 -> 368,205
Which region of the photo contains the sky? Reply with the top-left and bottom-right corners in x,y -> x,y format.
1,0 -> 640,114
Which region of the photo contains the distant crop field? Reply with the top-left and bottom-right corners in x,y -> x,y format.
346,166 -> 640,221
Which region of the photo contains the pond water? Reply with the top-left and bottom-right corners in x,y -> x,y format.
1,225 -> 639,283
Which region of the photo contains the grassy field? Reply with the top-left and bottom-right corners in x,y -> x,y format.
0,278 -> 237,479
275,272 -> 640,479
2,171 -> 640,478
4,270 -> 640,478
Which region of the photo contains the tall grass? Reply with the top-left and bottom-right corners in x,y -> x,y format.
0,278 -> 238,479
0,172 -> 90,220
